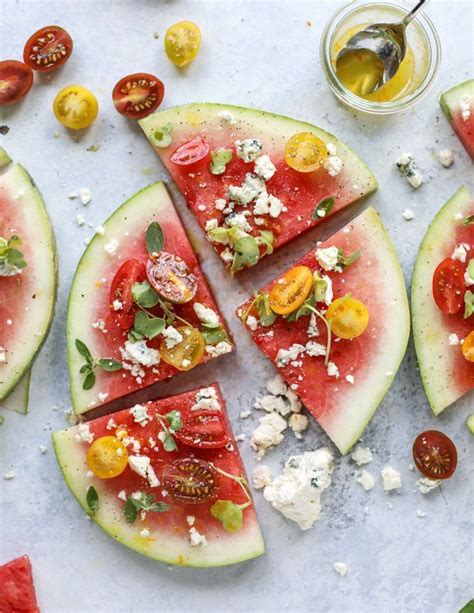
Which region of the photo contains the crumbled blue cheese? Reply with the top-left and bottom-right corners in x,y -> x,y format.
356,469 -> 375,491
98,392 -> 109,403
254,155 -> 276,180
416,477 -> 441,494
251,412 -> 287,458
396,153 -> 423,189
130,404 -> 150,427
162,326 -> 183,349
193,302 -> 220,327
189,526 -> 208,547
192,387 -> 221,411
288,413 -> 309,439
327,361 -> 340,378
228,173 -> 265,205
120,340 -> 160,367
351,445 -> 373,465
438,149 -> 454,167
225,212 -> 253,232
220,248 -> 234,264
253,192 -> 270,215
315,246 -> 340,271
452,243 -> 469,262
255,394 -> 292,416
128,455 -> 160,487
252,465 -> 272,489
307,313 -> 319,338
275,343 -> 306,367
246,315 -> 258,331
235,138 -> 263,163
402,208 -> 415,221
215,198 -> 226,211
268,194 -> 285,218
74,423 -> 94,444
305,341 -> 326,357
205,341 -> 232,357
263,449 -> 334,530
205,218 -> 219,232
381,466 -> 402,491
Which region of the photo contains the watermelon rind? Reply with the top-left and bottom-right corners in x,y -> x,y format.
0,370 -> 31,414
411,185 -> 473,415
439,79 -> 474,121
0,160 -> 57,400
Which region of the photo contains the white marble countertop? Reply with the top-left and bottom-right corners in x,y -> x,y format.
0,1 -> 472,612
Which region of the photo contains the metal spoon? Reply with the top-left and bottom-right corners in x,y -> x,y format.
336,0 -> 428,94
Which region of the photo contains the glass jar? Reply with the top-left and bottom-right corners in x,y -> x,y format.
320,0 -> 442,114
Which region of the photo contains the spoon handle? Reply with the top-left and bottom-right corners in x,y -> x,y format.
402,0 -> 429,26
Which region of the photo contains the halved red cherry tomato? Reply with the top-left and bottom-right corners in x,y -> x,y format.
23,25 -> 73,72
162,458 -> 218,504
0,61 -> 33,105
170,137 -> 210,167
412,430 -> 457,480
112,73 -> 165,119
175,410 -> 230,449
146,251 -> 197,304
109,259 -> 146,330
432,258 -> 465,314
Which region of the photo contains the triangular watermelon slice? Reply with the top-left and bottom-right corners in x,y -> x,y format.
412,186 -> 473,415
0,149 -> 57,405
139,103 -> 377,274
440,79 -> 474,159
52,383 -> 265,567
0,555 -> 39,612
237,207 -> 409,454
67,182 -> 233,416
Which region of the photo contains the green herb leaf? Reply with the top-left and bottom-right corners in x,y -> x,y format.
146,222 -> 165,255
0,235 -> 27,272
210,500 -> 244,533
210,148 -> 233,175
97,358 -> 123,372
83,371 -> 96,390
163,433 -> 178,452
128,328 -> 144,342
151,123 -> 173,148
127,492 -> 171,515
75,339 -> 92,361
464,290 -> 474,319
255,293 -> 277,327
256,230 -> 275,255
165,410 -> 183,432
0,415 -> 4,425
467,259 -> 474,281
459,599 -> 474,613
337,249 -> 361,270
312,196 -> 335,220
86,144 -> 100,152
202,326 -> 228,345
86,485 -> 99,515
133,311 -> 165,340
132,280 -> 160,308
208,227 -> 230,244
462,215 -> 474,226
286,294 -> 316,322
231,235 -> 260,273
124,497 -> 138,524
79,364 -> 92,374
313,271 -> 330,303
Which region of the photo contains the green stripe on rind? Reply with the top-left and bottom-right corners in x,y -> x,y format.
0,370 -> 31,414
439,79 -> 474,121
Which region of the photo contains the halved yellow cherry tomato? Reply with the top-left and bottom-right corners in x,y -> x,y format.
86,436 -> 128,479
165,21 -> 201,68
284,132 -> 328,173
326,296 -> 369,340
53,85 -> 98,129
461,331 -> 474,362
269,266 -> 313,315
160,326 -> 205,371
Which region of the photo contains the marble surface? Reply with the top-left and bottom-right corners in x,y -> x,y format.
0,1 -> 473,612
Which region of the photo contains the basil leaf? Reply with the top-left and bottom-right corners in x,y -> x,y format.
132,281 -> 160,308
202,327 -> 227,345
464,290 -> 474,319
163,433 -> 178,452
97,358 -> 123,372
75,339 -> 92,361
83,371 -> 96,390
133,311 -> 165,340
210,148 -> 233,175
312,196 -> 335,220
151,123 -> 173,148
86,485 -> 99,515
165,410 -> 183,432
146,222 -> 164,255
462,215 -> 474,226
124,497 -> 138,524
210,500 -> 243,533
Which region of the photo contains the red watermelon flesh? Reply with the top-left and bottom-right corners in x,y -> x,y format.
67,182 -> 233,416
440,80 -> 474,159
0,555 -> 39,613
52,384 -> 265,567
139,104 -> 377,273
237,207 -> 409,454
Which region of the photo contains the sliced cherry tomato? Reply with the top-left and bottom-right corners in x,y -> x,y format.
109,259 -> 146,330
112,73 -> 165,119
432,258 -> 465,314
146,251 -> 197,304
412,430 -> 457,480
86,436 -> 128,479
162,458 -> 218,504
165,21 -> 201,68
160,326 -> 205,371
170,137 -> 210,167
284,132 -> 329,173
53,85 -> 98,129
175,410 -> 230,449
461,330 -> 474,362
268,265 -> 313,315
326,296 -> 369,340
0,61 -> 33,105
23,25 -> 73,72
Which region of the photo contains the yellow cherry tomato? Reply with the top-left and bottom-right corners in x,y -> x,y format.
165,21 -> 201,68
284,132 -> 328,173
53,85 -> 98,129
461,331 -> 474,362
326,296 -> 369,340
86,436 -> 128,479
160,325 -> 205,371
269,266 -> 313,315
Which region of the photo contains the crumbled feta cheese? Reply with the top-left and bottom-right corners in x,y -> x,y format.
104,238 -> 119,255
263,449 -> 334,530
76,213 -> 85,226
92,319 -> 107,332
402,208 -> 415,221
255,394 -> 292,416
95,225 -> 105,236
416,477 -> 441,494
416,509 -> 426,518
117,490 -> 127,501
289,413 -> 309,439
235,433 -> 246,442
356,469 -> 375,491
192,387 -> 221,411
251,412 -> 287,458
448,333 -> 460,346
307,313 -> 319,338
220,248 -> 234,264
121,340 -> 160,367
79,187 -> 92,205
205,341 -> 232,357
253,192 -> 270,215
112,299 -> 123,311
324,155 -> 343,177
235,138 -> 263,163
189,526 -> 207,547
74,423 -> 94,444
215,198 -> 226,211
128,455 -> 160,487
98,392 -> 109,403
396,153 -> 423,189
460,95 -> 472,121
253,465 -> 272,489
39,445 -> 47,454
246,315 -> 258,331
452,243 -> 469,262
305,341 -> 326,357
106,417 -> 117,430
326,143 -> 337,156
228,173 -> 266,205
315,246 -> 339,271
0,347 -> 6,363
240,410 -> 252,419
438,149 -> 454,167
351,446 -> 373,466
225,212 -> 253,232
205,218 -> 219,232
268,194 -> 284,218
275,343 -> 305,367
381,466 -> 402,491
327,361 -> 339,378
266,374 -> 288,396
254,154 -> 276,180
345,374 -> 355,384
130,404 -> 150,427
4,471 -> 15,480
333,562 -> 348,576
162,326 -> 183,349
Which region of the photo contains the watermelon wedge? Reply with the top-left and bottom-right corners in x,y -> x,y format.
0,555 -> 39,612
53,383 -> 265,567
0,150 -> 57,403
0,370 -> 31,414
412,186 -> 474,415
237,207 -> 410,454
68,181 -> 233,416
440,80 -> 474,159
139,103 -> 377,274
